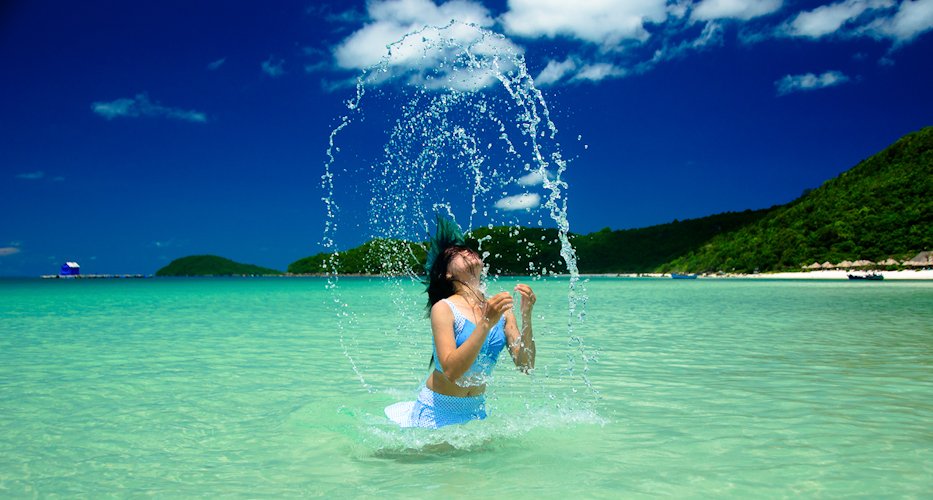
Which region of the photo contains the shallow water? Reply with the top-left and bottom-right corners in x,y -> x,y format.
1,277 -> 931,497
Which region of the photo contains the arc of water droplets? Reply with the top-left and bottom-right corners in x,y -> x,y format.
320,20 -> 595,397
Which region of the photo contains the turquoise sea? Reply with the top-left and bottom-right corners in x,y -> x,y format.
1,277 -> 931,497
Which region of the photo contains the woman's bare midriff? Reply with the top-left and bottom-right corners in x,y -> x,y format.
426,369 -> 486,397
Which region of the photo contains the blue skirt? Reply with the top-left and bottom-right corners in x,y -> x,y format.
385,386 -> 487,429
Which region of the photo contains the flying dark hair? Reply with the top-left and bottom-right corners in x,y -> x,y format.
424,244 -> 479,369
424,245 -> 478,315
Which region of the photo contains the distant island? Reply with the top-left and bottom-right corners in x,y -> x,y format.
166,127 -> 932,277
156,255 -> 282,277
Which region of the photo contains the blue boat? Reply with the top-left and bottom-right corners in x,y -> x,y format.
671,273 -> 698,279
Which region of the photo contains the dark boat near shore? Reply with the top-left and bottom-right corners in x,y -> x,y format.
671,273 -> 698,279
848,273 -> 884,280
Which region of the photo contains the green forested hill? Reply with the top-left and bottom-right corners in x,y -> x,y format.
287,229 -> 564,275
156,255 -> 282,276
466,226 -> 565,275
288,239 -> 427,274
288,127 -> 931,275
662,126 -> 933,273
572,208 -> 774,273
285,210 -> 774,275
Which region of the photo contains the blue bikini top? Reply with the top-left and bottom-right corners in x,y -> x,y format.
433,298 -> 507,385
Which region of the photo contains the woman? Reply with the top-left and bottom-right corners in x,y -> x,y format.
385,216 -> 536,428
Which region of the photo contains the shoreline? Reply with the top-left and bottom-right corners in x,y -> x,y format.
715,269 -> 933,280
20,269 -> 933,281
584,269 -> 933,280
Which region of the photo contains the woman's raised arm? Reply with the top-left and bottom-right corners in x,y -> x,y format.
505,284 -> 536,372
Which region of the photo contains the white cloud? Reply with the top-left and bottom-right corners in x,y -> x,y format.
694,19 -> 726,47
499,0 -> 770,86
91,93 -> 207,123
775,0 -> 933,45
642,20 -> 724,69
572,63 -> 627,82
862,0 -> 933,42
16,171 -> 45,180
775,70 -> 850,95
536,57 -> 632,86
494,193 -> 541,211
207,57 -> 226,70
692,0 -> 783,21
516,169 -> 553,186
322,0 -> 931,92
502,0 -> 668,46
784,0 -> 894,38
668,0 -> 692,19
0,247 -> 21,257
333,0 -> 497,69
535,58 -> 577,86
262,56 -> 285,77
331,0 -> 521,90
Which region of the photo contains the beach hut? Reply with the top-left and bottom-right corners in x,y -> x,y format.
837,260 -> 854,268
60,262 -> 80,276
806,262 -> 822,270
881,258 -> 899,266
904,251 -> 933,267
820,261 -> 834,269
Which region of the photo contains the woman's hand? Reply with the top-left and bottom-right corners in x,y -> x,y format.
514,284 -> 536,317
482,292 -> 513,327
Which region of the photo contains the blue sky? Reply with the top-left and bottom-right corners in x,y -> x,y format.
2,0 -> 932,276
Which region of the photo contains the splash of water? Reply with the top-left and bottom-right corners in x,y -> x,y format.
320,21 -> 595,408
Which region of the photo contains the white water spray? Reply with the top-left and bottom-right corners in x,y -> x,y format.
319,21 -> 595,401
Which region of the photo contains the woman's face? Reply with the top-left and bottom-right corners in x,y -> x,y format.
448,249 -> 483,284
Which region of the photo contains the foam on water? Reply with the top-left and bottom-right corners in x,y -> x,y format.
361,406 -> 608,457
319,22 -> 596,433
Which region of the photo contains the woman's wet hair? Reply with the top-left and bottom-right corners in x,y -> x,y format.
425,245 -> 479,314
425,244 -> 479,368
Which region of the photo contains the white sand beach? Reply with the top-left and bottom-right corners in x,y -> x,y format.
722,269 -> 933,280
586,270 -> 933,280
